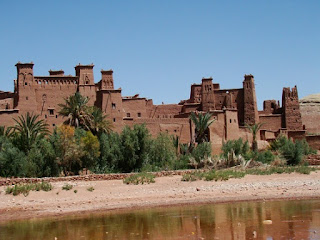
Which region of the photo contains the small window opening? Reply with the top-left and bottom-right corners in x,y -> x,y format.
56,115 -> 58,118
45,115 -> 47,118
127,113 -> 131,117
52,124 -> 56,127
49,109 -> 54,115
113,118 -> 116,122
137,112 -> 141,118
86,81 -> 89,84
26,97 -> 28,100
25,82 -> 27,86
112,103 -> 116,109
230,119 -> 232,123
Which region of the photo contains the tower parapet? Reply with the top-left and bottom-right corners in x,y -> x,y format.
75,64 -> 95,86
201,77 -> 215,111
282,86 -> 303,130
243,74 -> 259,125
101,69 -> 114,90
16,62 -> 34,87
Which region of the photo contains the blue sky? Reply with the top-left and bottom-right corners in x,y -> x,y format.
0,1 -> 319,109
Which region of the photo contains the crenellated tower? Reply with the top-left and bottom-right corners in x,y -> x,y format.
282,86 -> 303,130
243,74 -> 259,125
15,62 -> 37,111
201,77 -> 215,111
75,64 -> 96,105
101,69 -> 114,90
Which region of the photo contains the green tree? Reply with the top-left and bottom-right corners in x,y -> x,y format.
148,132 -> 176,170
245,122 -> 264,152
52,125 -> 84,175
119,124 -> 150,172
87,106 -> 113,136
0,136 -> 27,177
98,132 -> 122,173
58,92 -> 91,129
9,112 -> 49,153
81,131 -> 100,173
0,126 -> 12,138
190,112 -> 215,143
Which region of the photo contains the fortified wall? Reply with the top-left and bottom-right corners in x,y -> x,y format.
0,62 -> 315,153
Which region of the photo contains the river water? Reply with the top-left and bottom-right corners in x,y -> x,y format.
1,199 -> 320,239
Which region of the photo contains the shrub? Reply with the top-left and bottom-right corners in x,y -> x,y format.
255,150 -> 275,164
181,171 -> 203,181
148,132 -> 176,170
5,181 -> 53,196
192,142 -> 211,161
221,138 -> 250,160
269,135 -> 316,166
123,172 -> 155,185
62,183 -> 73,191
87,186 -> 94,192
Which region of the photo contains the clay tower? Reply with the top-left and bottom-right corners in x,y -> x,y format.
282,86 -> 303,130
201,77 -> 215,111
243,74 -> 259,125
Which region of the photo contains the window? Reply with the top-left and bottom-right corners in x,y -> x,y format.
45,115 -> 47,118
113,118 -> 116,122
26,97 -> 28,100
49,109 -> 54,115
127,113 -> 131,117
56,115 -> 58,118
230,119 -> 232,123
52,124 -> 56,127
25,82 -> 27,86
137,112 -> 141,118
112,103 -> 116,109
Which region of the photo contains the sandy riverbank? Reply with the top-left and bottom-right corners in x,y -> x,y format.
1,171 -> 320,223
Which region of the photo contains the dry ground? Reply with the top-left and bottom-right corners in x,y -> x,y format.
1,171 -> 320,222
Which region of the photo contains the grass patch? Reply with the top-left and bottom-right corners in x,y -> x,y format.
62,183 -> 73,191
5,181 -> 53,197
181,166 -> 317,182
181,171 -> 203,181
87,186 -> 94,192
123,172 -> 155,185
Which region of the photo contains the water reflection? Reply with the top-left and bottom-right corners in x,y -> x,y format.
1,199 -> 320,239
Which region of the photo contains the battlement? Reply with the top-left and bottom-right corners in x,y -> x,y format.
282,86 -> 299,99
49,70 -> 64,76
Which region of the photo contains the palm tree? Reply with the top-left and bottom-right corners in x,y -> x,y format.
190,112 -> 215,143
245,122 -> 264,152
87,106 -> 113,136
0,126 -> 12,138
58,92 -> 91,129
9,112 -> 49,152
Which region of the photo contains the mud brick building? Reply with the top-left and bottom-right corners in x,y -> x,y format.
0,62 -> 317,153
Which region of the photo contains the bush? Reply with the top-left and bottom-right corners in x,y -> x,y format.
148,133 -> 176,171
123,172 -> 155,185
118,125 -> 150,172
5,181 -> 53,196
221,138 -> 250,160
269,136 -> 316,166
87,186 -> 94,192
255,150 -> 275,164
62,183 -> 73,191
192,142 -> 211,162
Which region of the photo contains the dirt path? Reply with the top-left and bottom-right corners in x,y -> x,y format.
1,171 -> 320,223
